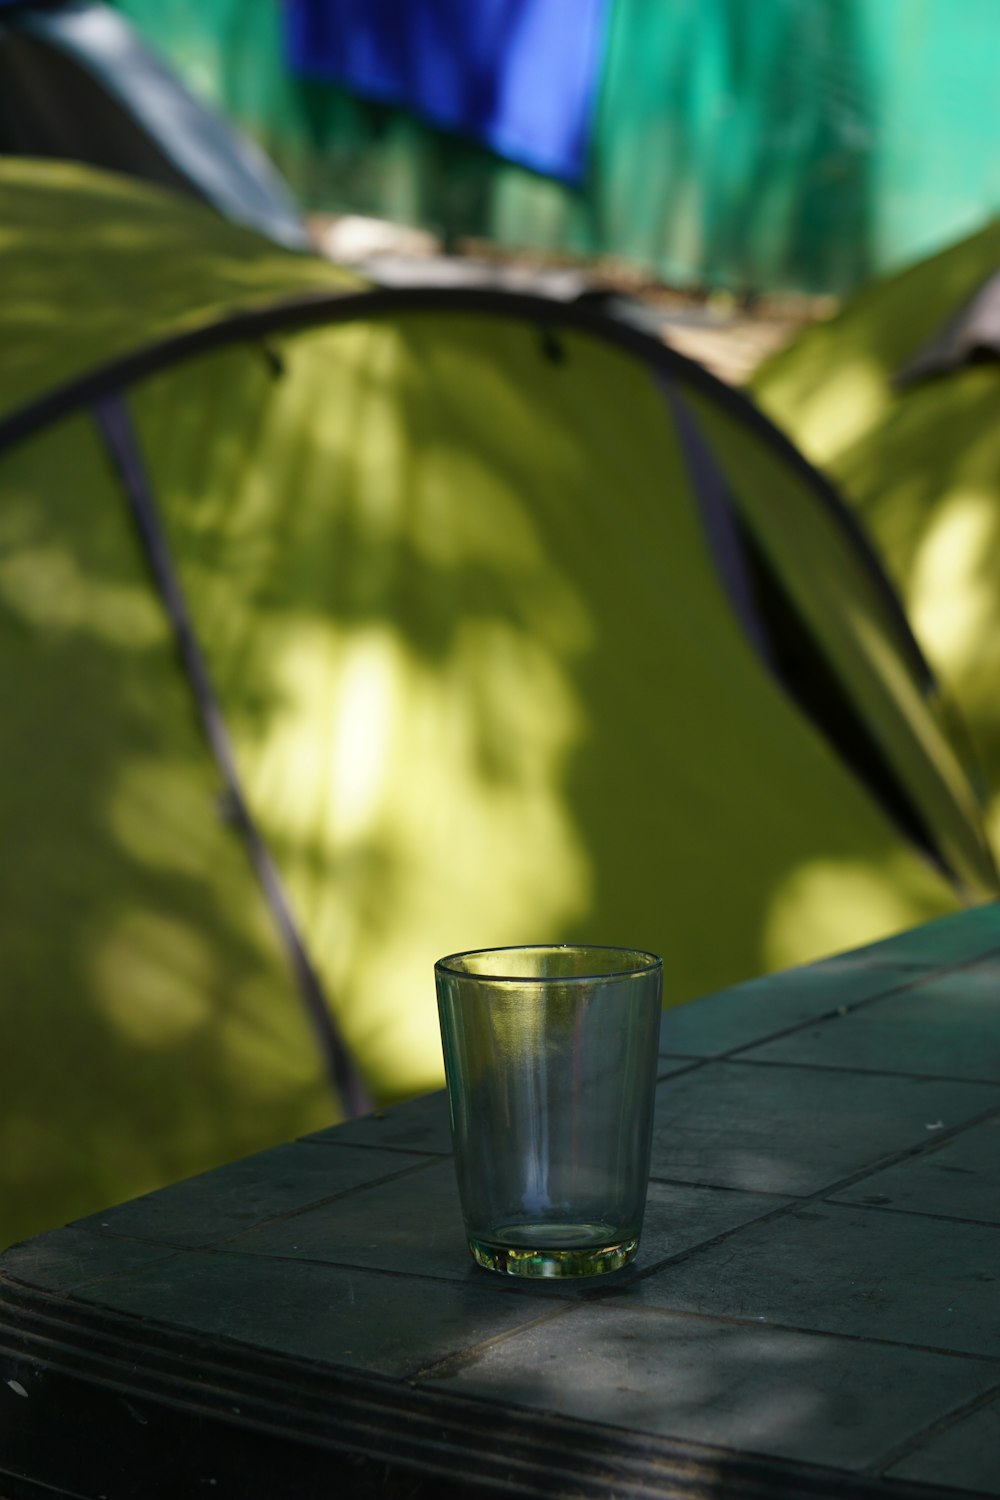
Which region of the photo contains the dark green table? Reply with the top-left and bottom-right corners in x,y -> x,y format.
3,906 -> 1000,1499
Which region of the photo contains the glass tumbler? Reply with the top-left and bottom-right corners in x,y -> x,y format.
434,944 -> 662,1279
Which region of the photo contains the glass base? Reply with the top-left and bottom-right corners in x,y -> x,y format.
468,1233 -> 638,1279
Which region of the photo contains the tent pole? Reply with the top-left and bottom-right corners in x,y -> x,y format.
92,393 -> 372,1121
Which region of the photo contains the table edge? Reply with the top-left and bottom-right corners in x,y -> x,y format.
0,1273 -> 983,1500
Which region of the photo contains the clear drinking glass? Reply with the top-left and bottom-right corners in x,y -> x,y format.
434,944 -> 662,1279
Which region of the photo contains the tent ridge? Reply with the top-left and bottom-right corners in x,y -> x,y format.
0,282 -> 937,696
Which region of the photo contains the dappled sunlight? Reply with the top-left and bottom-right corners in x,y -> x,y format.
0,419 -> 336,1250
908,488 -> 999,681
763,851 -> 951,974
412,444 -> 595,658
0,543 -> 164,646
123,310 -> 982,1102
329,628 -> 399,843
92,911 -> 215,1046
684,387 -> 997,900
751,240 -> 1000,894
837,592 -> 996,895
6,172 -> 995,1248
235,615 -> 593,1098
842,368 -> 1000,588
768,350 -> 886,468
413,442 -> 546,570
434,1308 -> 897,1473
0,158 -> 355,422
841,380 -> 1000,855
109,759 -> 237,881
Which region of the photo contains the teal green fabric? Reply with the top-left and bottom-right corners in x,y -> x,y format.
2,161 -> 995,1250
108,0 -> 1000,294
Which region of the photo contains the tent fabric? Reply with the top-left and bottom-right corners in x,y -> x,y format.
283,0 -> 611,183
0,0 -> 310,248
750,216 -> 1000,861
2,161 -> 996,1249
894,269 -> 1000,387
0,161 -> 357,427
93,390 -> 371,1118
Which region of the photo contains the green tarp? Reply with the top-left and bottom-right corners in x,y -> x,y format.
1,161 -> 995,1247
109,0 -> 1000,295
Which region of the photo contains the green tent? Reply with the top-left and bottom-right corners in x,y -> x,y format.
2,160 -> 995,1248
751,218 -> 1000,862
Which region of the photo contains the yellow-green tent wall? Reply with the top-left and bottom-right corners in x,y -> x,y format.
751,216 -> 1000,860
2,162 -> 994,1249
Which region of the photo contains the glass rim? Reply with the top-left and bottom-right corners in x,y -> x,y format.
434,943 -> 662,984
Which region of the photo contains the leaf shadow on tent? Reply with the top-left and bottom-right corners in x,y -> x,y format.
133,323 -> 601,1102
826,370 -> 1000,851
126,312 -> 955,1108
0,409 -> 335,1248
0,292 -> 966,1248
751,219 -> 1000,854
0,162 -> 344,426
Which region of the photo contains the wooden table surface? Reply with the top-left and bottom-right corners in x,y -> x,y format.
3,905 -> 1000,1499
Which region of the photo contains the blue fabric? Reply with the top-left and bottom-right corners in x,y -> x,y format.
284,0 -> 610,183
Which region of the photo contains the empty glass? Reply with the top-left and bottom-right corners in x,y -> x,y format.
435,944 -> 662,1279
